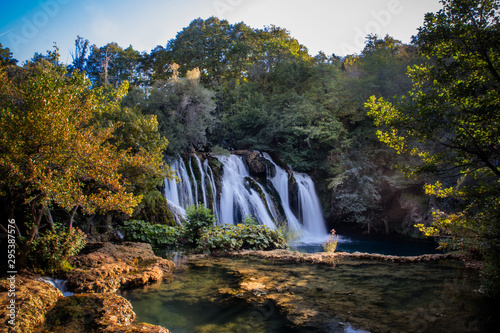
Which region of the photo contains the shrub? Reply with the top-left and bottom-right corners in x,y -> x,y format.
121,220 -> 181,248
197,224 -> 288,254
31,224 -> 87,274
323,229 -> 339,253
183,204 -> 216,244
243,215 -> 259,226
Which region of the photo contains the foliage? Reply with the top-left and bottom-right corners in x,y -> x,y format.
367,0 -> 500,295
30,224 -> 87,274
0,49 -> 169,267
136,66 -> 216,154
197,223 -> 288,254
85,42 -> 143,87
183,204 -> 216,243
243,215 -> 259,226
0,43 -> 18,67
323,229 -> 339,253
120,220 -> 181,248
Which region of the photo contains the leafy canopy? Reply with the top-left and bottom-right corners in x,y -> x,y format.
367,0 -> 500,295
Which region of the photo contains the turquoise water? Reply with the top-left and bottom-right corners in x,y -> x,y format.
121,254 -> 498,333
120,262 -> 293,332
292,235 -> 442,256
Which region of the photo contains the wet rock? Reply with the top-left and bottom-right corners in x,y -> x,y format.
67,242 -> 175,293
0,276 -> 62,332
233,150 -> 268,178
39,293 -> 169,332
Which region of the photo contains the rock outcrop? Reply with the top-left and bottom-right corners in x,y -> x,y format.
66,242 -> 175,293
227,249 -> 463,264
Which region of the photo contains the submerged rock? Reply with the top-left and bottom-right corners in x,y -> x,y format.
189,251 -> 482,333
67,242 -> 175,293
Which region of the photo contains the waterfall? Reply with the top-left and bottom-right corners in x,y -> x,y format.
294,172 -> 329,242
218,155 -> 276,228
40,277 -> 74,297
164,152 -> 329,242
193,155 -> 207,207
203,159 -> 219,221
262,153 -> 302,233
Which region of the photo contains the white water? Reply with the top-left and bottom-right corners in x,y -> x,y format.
218,155 -> 276,228
40,277 -> 74,297
164,153 -> 329,242
263,153 -> 329,243
294,172 -> 329,242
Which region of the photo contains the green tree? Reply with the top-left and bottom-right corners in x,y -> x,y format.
0,43 -> 18,67
141,66 -> 216,154
86,42 -> 143,87
367,0 -> 500,295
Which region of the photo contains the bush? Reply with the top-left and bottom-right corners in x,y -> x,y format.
121,220 -> 181,248
243,215 -> 259,226
31,224 -> 87,274
183,204 -> 216,244
197,224 -> 288,254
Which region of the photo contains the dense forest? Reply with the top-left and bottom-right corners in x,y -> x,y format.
1,0 -> 499,295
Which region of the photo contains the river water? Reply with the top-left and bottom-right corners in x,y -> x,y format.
120,251 -> 498,332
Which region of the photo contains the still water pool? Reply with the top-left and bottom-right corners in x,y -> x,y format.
292,234 -> 442,256
120,253 -> 498,333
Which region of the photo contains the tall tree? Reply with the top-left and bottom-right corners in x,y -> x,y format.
367,0 -> 500,295
69,36 -> 90,73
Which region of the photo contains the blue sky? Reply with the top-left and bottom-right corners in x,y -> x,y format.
0,0 -> 443,64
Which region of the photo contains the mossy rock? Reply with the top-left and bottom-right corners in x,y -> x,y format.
39,293 -> 169,332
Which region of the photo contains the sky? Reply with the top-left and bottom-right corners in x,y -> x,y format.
0,0 -> 443,64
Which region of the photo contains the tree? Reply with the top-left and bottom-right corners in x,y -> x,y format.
367,0 -> 500,295
0,53 -> 164,266
69,36 -> 90,73
142,66 -> 216,154
0,43 -> 18,67
85,42 -> 143,87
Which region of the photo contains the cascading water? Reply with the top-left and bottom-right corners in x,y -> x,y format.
294,172 -> 329,242
218,154 -> 276,228
262,153 -> 328,242
164,152 -> 329,242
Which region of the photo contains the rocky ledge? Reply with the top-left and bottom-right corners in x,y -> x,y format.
66,242 -> 175,293
0,242 -> 173,332
227,249 -> 463,264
